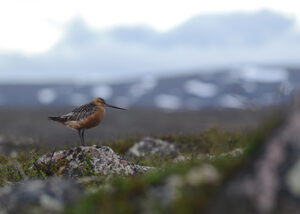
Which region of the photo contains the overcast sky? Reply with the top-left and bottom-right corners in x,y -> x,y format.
0,0 -> 300,54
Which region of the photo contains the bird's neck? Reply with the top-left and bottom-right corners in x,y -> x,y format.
95,103 -> 105,113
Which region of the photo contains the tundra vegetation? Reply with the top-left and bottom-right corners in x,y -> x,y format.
0,113 -> 282,214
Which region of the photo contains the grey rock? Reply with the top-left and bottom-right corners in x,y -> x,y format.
127,137 -> 177,157
0,177 -> 83,214
35,145 -> 152,178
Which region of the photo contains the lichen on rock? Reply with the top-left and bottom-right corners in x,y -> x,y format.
34,145 -> 153,178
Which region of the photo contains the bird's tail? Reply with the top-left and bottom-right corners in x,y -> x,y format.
48,116 -> 64,122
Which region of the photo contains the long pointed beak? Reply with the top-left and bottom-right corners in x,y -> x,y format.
105,103 -> 126,110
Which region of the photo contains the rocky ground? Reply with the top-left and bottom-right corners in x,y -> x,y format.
1,104 -> 300,214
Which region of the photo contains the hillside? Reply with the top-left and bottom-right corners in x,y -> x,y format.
0,65 -> 297,109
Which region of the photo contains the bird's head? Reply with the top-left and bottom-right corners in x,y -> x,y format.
93,97 -> 126,110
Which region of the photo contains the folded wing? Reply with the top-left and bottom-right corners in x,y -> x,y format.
50,102 -> 99,122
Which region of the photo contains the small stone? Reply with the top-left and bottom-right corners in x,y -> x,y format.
173,155 -> 192,163
186,164 -> 220,186
229,148 -> 244,157
40,194 -> 63,211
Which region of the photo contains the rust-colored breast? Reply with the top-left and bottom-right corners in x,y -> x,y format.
79,109 -> 105,129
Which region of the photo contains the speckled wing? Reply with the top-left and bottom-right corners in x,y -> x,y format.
61,102 -> 99,121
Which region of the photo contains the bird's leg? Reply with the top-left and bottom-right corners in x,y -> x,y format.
81,129 -> 85,146
78,129 -> 84,146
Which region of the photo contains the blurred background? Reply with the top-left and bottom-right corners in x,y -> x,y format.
0,0 -> 299,146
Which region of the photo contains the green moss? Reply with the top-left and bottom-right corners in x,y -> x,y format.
108,137 -> 140,155
0,155 -> 9,164
0,151 -> 46,186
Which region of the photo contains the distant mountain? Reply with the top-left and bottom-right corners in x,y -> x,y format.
0,66 -> 297,110
0,10 -> 299,84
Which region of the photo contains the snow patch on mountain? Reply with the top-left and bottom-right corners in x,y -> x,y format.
129,75 -> 157,98
37,88 -> 56,105
235,66 -> 289,83
184,80 -> 218,98
154,94 -> 182,110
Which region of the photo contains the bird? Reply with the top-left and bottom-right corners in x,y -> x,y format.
48,97 -> 126,146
